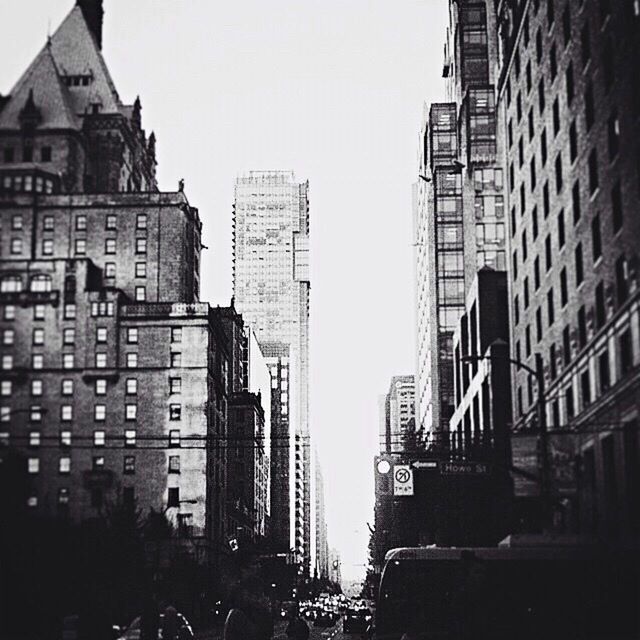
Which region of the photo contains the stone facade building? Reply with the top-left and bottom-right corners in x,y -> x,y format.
496,0 -> 640,535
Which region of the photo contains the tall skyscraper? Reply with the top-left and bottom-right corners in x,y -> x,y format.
232,171 -> 312,573
415,0 -> 505,439
496,0 -> 640,535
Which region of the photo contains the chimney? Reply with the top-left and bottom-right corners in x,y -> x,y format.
77,0 -> 104,49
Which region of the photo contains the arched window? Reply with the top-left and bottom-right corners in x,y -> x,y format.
0,275 -> 23,292
30,275 -> 52,292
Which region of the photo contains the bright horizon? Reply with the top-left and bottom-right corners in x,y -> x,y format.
0,0 -> 448,581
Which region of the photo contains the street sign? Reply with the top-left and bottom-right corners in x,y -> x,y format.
393,464 -> 414,496
440,461 -> 490,476
412,460 -> 438,469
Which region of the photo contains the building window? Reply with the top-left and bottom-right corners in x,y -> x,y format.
126,378 -> 138,395
135,262 -> 147,278
124,456 -> 135,474
2,329 -> 14,345
534,257 -> 541,290
126,353 -> 138,368
29,431 -> 41,447
620,330 -> 632,374
557,209 -> 565,248
34,305 -> 45,320
58,488 -> 70,506
94,405 -> 106,421
125,404 -> 137,421
595,281 -> 606,329
96,379 -> 107,395
547,288 -> 555,326
106,214 -> 117,230
63,328 -> 75,345
136,214 -> 147,229
530,157 -> 537,190
64,304 -> 76,320
167,429 -> 182,449
127,328 -> 138,344
599,351 -> 611,392
30,405 -> 43,422
575,243 -> 584,285
566,62 -> 574,105
136,238 -> 147,254
616,256 -> 629,305
1,381 -> 12,396
536,27 -> 542,62
62,354 -> 75,369
94,430 -> 106,447
588,149 -> 598,194
591,214 -> 602,261
536,308 -> 543,342
169,404 -> 182,421
32,327 -> 44,346
578,305 -> 587,348
95,353 -> 107,368
608,111 -> 620,160
96,327 -> 107,343
525,325 -> 531,357
569,121 -> 577,162
60,431 -> 72,447
169,377 -> 182,394
28,458 -> 40,474
61,379 -> 74,396
105,262 -> 116,278
75,215 -> 87,231
549,343 -> 557,381
135,286 -> 146,301
11,215 -> 23,230
10,238 -> 23,255
538,77 -> 545,113
550,44 -> 557,79
542,181 -> 550,218
581,370 -> 591,406
168,487 -> 180,508
611,182 -> 623,233
171,352 -> 181,368
547,0 -> 554,25
563,326 -> 571,365
171,328 -> 182,343
59,457 -> 71,474
169,455 -> 181,474
105,238 -> 116,254
125,430 -> 137,447
562,3 -> 571,44
521,230 -> 528,262
74,239 -> 86,255
60,405 -> 73,421
572,181 -> 581,223
2,355 -> 14,371
554,153 -> 563,193
42,239 -> 54,255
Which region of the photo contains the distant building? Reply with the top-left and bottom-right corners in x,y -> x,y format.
313,456 -> 329,579
495,0 -> 640,536
381,375 -> 416,454
233,171 -> 312,573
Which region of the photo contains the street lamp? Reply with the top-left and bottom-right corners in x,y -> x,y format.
459,348 -> 551,524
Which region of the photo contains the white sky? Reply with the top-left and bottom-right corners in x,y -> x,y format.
0,0 -> 448,581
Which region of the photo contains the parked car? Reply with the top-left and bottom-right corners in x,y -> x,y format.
343,608 -> 373,635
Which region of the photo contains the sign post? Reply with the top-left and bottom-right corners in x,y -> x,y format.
393,464 -> 414,496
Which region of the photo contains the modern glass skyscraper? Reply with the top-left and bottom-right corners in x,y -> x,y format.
232,170 -> 311,573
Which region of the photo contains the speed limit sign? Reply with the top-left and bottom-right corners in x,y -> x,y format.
393,464 -> 414,496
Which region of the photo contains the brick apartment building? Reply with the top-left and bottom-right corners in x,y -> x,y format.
496,0 -> 640,535
0,0 -> 261,567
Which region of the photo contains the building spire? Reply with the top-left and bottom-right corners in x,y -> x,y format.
77,0 -> 104,49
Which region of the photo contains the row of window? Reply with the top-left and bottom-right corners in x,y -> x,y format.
0,401 -> 183,422
23,453 -> 181,475
6,212 -> 148,232
2,146 -> 52,163
0,350 -> 183,371
0,429 -> 182,449
1,174 -> 55,193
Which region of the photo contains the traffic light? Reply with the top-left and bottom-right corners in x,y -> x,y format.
375,456 -> 393,496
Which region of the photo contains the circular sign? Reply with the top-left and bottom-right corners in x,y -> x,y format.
377,460 -> 391,474
395,468 -> 411,483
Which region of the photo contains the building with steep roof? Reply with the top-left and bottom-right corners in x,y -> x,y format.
0,1 -> 157,195
0,1 -> 236,575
